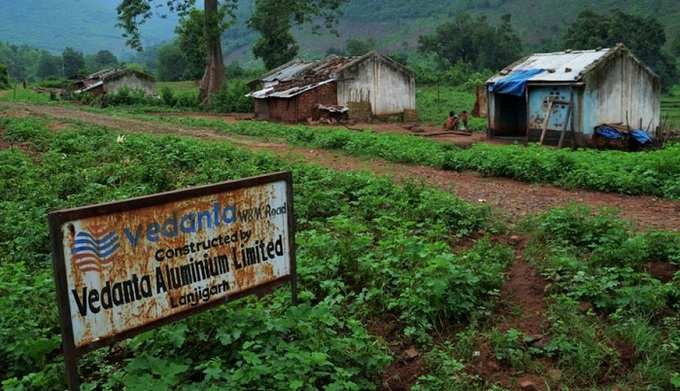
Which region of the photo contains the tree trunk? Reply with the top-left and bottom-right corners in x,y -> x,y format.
199,0 -> 225,105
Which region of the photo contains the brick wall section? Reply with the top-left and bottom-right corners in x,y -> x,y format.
263,82 -> 338,123
295,82 -> 338,121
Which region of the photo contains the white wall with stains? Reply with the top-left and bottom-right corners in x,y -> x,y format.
105,75 -> 156,96
337,55 -> 415,116
583,52 -> 661,135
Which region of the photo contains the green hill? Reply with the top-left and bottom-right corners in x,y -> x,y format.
295,0 -> 680,56
0,0 -> 678,59
0,0 -> 177,55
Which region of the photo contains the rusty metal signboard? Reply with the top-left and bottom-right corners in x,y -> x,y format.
49,172 -> 296,390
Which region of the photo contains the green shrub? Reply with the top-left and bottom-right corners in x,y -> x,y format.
106,86 -> 157,106
139,114 -> 680,199
160,86 -> 177,107
0,63 -> 9,89
211,80 -> 252,113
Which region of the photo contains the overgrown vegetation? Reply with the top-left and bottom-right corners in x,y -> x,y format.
0,114 -> 512,389
418,13 -> 522,72
522,205 -> 680,389
0,63 -> 9,89
121,113 -> 680,199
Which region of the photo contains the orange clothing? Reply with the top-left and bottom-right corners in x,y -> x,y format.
444,116 -> 458,130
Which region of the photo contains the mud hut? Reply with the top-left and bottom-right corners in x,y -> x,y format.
248,52 -> 416,123
486,44 -> 660,146
73,68 -> 155,96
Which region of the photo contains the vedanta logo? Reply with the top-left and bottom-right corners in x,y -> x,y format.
123,202 -> 238,248
71,228 -> 120,273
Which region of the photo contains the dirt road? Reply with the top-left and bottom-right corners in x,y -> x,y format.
5,102 -> 679,231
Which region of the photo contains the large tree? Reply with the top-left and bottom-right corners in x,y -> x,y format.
0,63 -> 9,89
345,38 -> 375,57
117,0 -> 348,100
156,42 -> 188,81
62,47 -> 85,79
94,50 -> 119,69
672,32 -> 680,58
37,52 -> 63,79
176,8 -> 209,80
248,0 -> 348,70
563,10 -> 678,87
117,0 -> 237,104
418,13 -> 522,71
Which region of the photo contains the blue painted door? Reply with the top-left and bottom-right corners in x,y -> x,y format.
528,86 -> 572,131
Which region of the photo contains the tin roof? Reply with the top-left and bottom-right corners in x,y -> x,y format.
73,67 -> 155,94
84,67 -> 154,83
249,56 -> 356,99
249,52 -> 414,99
486,44 -> 661,85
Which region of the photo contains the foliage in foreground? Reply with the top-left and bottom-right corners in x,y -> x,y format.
0,115 -> 506,390
523,205 -> 680,389
407,206 -> 680,390
133,113 -> 680,199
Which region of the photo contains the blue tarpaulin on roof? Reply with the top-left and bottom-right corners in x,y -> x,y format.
488,68 -> 545,96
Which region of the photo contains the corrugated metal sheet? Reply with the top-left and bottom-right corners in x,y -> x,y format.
487,48 -> 612,83
250,79 -> 335,99
261,60 -> 315,85
249,56 -> 356,99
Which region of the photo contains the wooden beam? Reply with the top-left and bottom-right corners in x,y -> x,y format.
539,100 -> 554,145
558,101 -> 573,148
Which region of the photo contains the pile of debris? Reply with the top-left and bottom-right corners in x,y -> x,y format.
309,104 -> 349,124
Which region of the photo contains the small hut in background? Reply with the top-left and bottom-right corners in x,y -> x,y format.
248,52 -> 417,123
73,68 -> 155,96
485,44 -> 660,146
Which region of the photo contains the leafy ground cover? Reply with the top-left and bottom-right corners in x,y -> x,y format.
1,112 -> 679,390
662,85 -> 680,129
521,205 -> 680,389
117,112 -> 680,199
0,114 -> 512,390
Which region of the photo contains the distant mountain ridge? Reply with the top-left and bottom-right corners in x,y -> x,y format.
0,0 -> 178,55
1,0 -> 678,59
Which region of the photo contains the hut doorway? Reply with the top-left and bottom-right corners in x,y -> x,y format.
493,93 -> 527,137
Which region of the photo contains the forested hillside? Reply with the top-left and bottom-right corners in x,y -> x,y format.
296,0 -> 680,55
0,0 -> 177,55
1,0 -> 678,59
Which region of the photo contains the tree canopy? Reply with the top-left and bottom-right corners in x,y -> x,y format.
176,8 -> 209,80
37,53 -> 62,79
94,50 -> 118,69
156,42 -> 188,81
62,47 -> 85,79
563,10 -> 678,86
0,63 -> 9,89
249,0 -> 349,69
345,38 -> 376,57
418,13 -> 523,72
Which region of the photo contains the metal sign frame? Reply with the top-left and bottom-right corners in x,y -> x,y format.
48,172 -> 297,390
